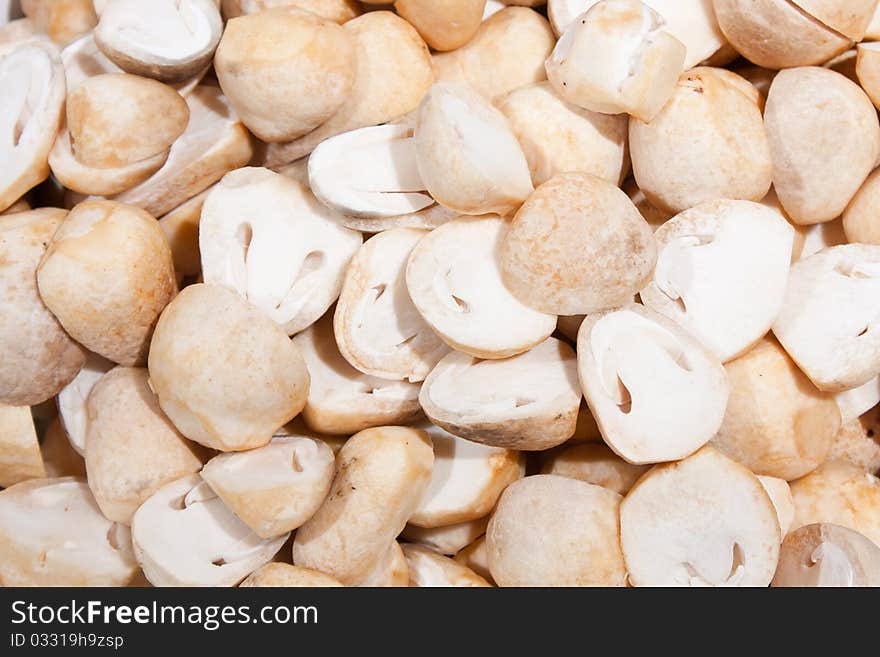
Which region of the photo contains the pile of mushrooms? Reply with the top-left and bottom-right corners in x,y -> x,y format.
2,0 -> 880,588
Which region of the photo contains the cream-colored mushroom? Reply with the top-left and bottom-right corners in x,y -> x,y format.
857,42 -> 880,110
545,0 -> 686,123
221,0 -> 360,23
843,169 -> 880,246
835,378 -> 880,424
420,338 -> 580,451
131,474 -> 288,586
200,436 -> 335,539
0,477 -> 137,586
712,337 -> 839,480
501,173 -> 656,316
0,209 -> 86,406
158,188 -> 209,279
578,305 -> 729,465
640,200 -> 794,363
772,245 -> 880,393
830,406 -> 880,474
293,426 -> 434,585
40,418 -> 86,478
409,423 -> 524,528
56,351 -> 113,455
772,523 -> 880,587
621,446 -> 780,587
332,203 -> 457,234
402,543 -> 491,587
240,563 -> 343,587
758,475 -> 795,537
199,167 -> 362,335
788,0 -> 878,40
394,0 -> 485,52
401,517 -> 489,556
21,0 -> 96,45
487,474 -> 626,586
0,404 -> 45,487
0,17 -> 36,46
793,218 -> 847,262
353,541 -> 410,586
406,216 -> 556,358
540,443 -> 650,495
454,535 -> 493,583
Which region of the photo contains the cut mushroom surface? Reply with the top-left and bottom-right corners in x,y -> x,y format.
56,351 -> 113,455
131,474 -> 288,587
772,523 -> 880,587
200,167 -> 362,335
758,475 -> 795,537
835,377 -> 880,424
402,543 -> 491,587
401,516 -> 489,556
577,305 -> 729,465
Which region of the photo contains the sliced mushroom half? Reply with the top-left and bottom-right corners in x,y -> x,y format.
56,351 -> 113,455
772,523 -> 880,587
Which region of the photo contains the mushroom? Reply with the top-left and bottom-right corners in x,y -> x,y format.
221,0 -> 361,23
40,418 -> 86,478
85,367 -> 206,525
355,541 -> 410,587
131,474 -> 288,586
640,200 -> 794,362
792,218 -> 847,262
394,0 -> 485,52
856,42 -> 880,109
409,422 -> 524,528
402,543 -> 492,587
0,38 -> 65,212
414,82 -> 533,216
540,443 -> 650,495
545,0 -> 686,123
0,477 -> 137,586
215,7 -> 355,143
500,173 -> 657,316
0,404 -> 46,487
757,475 -> 795,537
401,517 -> 489,556
199,168 -> 361,335
406,215 -> 556,359
486,474 -> 626,586
629,68 -> 772,215
56,351 -> 113,455
158,188 -> 210,279
420,337 -> 581,451
0,208 -> 86,406
764,67 -> 880,226
835,377 -> 880,424
21,0 -> 96,45
333,203 -> 457,234
843,168 -> 880,246
578,305 -> 729,465
772,523 -> 880,587
620,446 -> 781,587
0,17 -> 36,46
497,82 -> 629,188
712,337 -> 840,480
292,426 -> 434,585
240,563 -> 343,587
772,245 -> 880,393
200,435 -> 335,539
830,406 -> 880,474
36,200 -> 178,366
292,313 -> 424,436
787,0 -> 877,40
94,0 -> 222,83
454,536 -> 494,583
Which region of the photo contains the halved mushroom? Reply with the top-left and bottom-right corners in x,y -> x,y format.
487,474 -> 626,586
545,0 -> 686,123
394,0 -> 484,52
56,351 -> 113,455
0,39 -> 65,212
772,245 -> 880,392
334,229 -> 448,382
309,124 -> 433,219
0,477 -> 137,586
640,200 -> 794,363
620,446 -> 780,587
0,209 -> 86,406
401,516 -> 489,556
40,418 -> 86,478
420,337 -> 581,451
94,0 -> 222,83
540,443 -> 650,495
131,474 -> 288,586
454,535 -> 493,583
200,435 -> 335,539
843,169 -> 880,246
402,543 -> 491,587
772,523 -> 880,587
240,562 -> 343,587
758,475 -> 795,537
354,541 -> 410,587
21,0 -> 96,45
200,167 -> 362,335
0,404 -> 46,487
578,305 -> 729,465
830,406 -> 880,474
292,313 -> 423,435
409,422 -> 524,528
221,0 -> 361,23
836,377 -> 880,424
414,82 -> 533,216
406,215 -> 556,358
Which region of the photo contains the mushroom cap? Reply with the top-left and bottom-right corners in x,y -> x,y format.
640,199 -> 794,362
406,215 -> 556,359
240,562 -> 343,587
199,167 -> 362,335
487,474 -> 626,586
772,244 -> 880,392
56,351 -> 113,455
21,0 -> 97,46
292,313 -> 423,436
131,474 -> 288,586
394,0 -> 485,52
402,543 -> 491,587
333,202 -> 457,234
772,523 -> 880,587
420,337 -> 581,451
409,422 -> 524,528
540,442 -> 650,495
788,0 -> 877,40
501,173 -> 657,316
147,284 -> 311,452
37,200 -> 178,366
334,228 -> 449,383
401,516 -> 489,556
454,535 -> 493,583
620,446 -> 780,587
0,403 -> 46,487
200,435 -> 335,539
354,540 -> 410,586
757,475 -> 795,537
835,377 -> 880,424
0,477 -> 137,586
0,208 -> 86,406
84,367 -> 206,525
221,0 -> 361,23
830,406 -> 880,474
843,167 -> 880,246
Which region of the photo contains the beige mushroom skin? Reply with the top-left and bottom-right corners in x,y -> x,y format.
84,367 -> 206,525
394,0 -> 485,52
401,517 -> 489,555
0,209 -> 86,406
36,200 -> 178,367
21,0 -> 97,45
239,562 -> 343,587
772,522 -> 880,587
540,443 -> 650,495
221,0 -> 361,23
147,284 -> 310,452
354,540 -> 410,586
487,475 -> 626,587
293,426 -> 434,585
788,0 -> 877,40
454,535 -> 494,583
0,404 -> 46,487
843,168 -> 880,245
402,543 -> 492,587
830,406 -> 880,475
